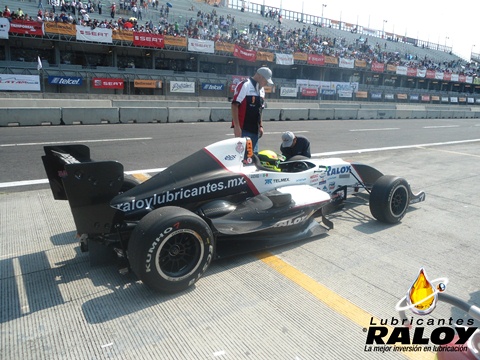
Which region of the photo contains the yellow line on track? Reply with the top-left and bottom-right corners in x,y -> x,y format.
256,251 -> 435,360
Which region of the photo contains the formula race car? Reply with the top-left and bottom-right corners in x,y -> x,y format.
42,137 -> 425,293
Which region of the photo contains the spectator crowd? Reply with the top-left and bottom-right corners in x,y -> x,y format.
1,1 -> 478,77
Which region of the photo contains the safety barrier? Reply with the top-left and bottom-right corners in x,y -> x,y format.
0,99 -> 111,108
2,102 -> 480,126
167,107 -> 211,122
62,107 -> 119,124
280,109 -> 309,120
0,107 -> 62,126
119,107 -> 168,123
308,109 -> 335,120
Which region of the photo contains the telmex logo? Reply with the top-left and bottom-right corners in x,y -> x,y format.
202,83 -> 224,91
48,76 -> 82,86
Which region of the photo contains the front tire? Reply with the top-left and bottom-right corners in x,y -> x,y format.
128,207 -> 214,293
369,175 -> 410,224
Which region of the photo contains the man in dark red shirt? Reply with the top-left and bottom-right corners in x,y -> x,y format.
231,67 -> 273,153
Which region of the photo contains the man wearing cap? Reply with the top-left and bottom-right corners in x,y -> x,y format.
280,131 -> 311,160
231,67 -> 273,153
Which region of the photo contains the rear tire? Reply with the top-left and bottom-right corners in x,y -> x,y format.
128,207 -> 214,293
369,175 -> 410,224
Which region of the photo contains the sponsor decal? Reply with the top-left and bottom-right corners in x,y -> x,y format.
363,268 -> 477,354
170,81 -> 195,93
114,177 -> 247,212
202,83 -> 224,91
265,178 -> 290,185
92,78 -> 124,89
326,165 -> 351,176
328,182 -> 336,190
224,155 -> 236,161
273,215 -> 308,228
235,141 -> 244,154
48,76 -> 82,86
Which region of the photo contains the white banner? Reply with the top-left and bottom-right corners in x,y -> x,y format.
450,97 -> 458,103
280,87 -> 297,97
0,18 -> 9,39
170,81 -> 195,93
396,66 -> 407,76
435,71 -> 444,80
417,69 -> 426,78
0,74 -> 41,91
275,53 -> 294,65
339,58 -> 354,69
187,38 -> 214,54
466,76 -> 473,84
451,74 -> 459,82
76,25 -> 112,43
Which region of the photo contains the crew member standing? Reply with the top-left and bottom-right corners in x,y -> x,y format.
231,67 -> 273,153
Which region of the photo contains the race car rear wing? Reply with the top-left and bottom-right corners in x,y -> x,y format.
42,145 -> 125,234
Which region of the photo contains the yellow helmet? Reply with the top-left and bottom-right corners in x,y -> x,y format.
258,150 -> 285,171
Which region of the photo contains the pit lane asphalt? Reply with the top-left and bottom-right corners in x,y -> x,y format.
1,120 -> 480,359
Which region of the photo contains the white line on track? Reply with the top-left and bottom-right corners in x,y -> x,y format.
0,137 -> 152,147
349,128 -> 399,132
2,138 -> 480,189
422,125 -> 460,129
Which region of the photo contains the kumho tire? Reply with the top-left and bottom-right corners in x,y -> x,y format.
369,175 -> 410,224
128,206 -> 214,293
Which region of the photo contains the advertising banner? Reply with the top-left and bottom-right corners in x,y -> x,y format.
354,59 -> 367,68
92,78 -> 124,89
293,52 -> 308,62
215,41 -> 235,53
417,69 -> 426,78
410,94 -> 419,101
45,22 -> 76,36
134,80 -> 162,88
396,66 -> 407,76
407,67 -> 417,77
164,35 -> 187,47
435,71 -> 444,80
307,54 -> 325,66
201,83 -> 224,91
134,32 -> 164,48
301,88 -> 318,97
0,74 -> 41,91
450,97 -> 458,103
339,58 -> 354,69
9,20 -> 44,36
233,45 -> 256,62
355,91 -> 368,99
256,51 -> 274,62
451,74 -> 459,82
48,76 -> 82,86
431,96 -> 440,101
170,81 -> 195,93
324,56 -> 338,65
421,95 -> 430,102
384,93 -> 395,100
397,94 -> 408,100
276,53 -> 294,65
371,92 -> 383,100
386,64 -> 397,72
280,87 -> 297,97
76,25 -> 112,43
0,18 -> 9,39
371,62 -> 384,72
112,29 -> 134,41
188,38 -> 214,53
443,73 -> 452,81
426,70 -> 436,79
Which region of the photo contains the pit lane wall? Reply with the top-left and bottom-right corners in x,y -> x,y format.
0,100 -> 479,126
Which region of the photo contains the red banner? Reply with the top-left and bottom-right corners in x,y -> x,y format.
9,20 -> 44,36
301,88 -> 318,97
307,54 -> 325,66
426,70 -> 436,79
443,73 -> 452,81
459,75 -> 466,83
371,62 -> 384,72
233,45 -> 256,62
92,78 -> 124,89
133,32 -> 165,48
407,67 -> 417,77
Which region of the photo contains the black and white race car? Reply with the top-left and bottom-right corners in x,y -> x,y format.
42,137 -> 425,293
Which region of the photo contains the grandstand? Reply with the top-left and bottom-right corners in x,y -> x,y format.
0,0 -> 479,102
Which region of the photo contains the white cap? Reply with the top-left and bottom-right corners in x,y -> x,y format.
256,67 -> 274,85
281,131 -> 295,148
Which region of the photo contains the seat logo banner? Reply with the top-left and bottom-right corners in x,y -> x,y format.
76,25 -> 112,43
48,76 -> 82,86
188,39 -> 214,54
92,78 -> 124,89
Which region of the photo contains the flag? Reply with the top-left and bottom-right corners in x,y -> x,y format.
37,56 -> 42,71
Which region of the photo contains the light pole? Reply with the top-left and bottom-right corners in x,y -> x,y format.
444,36 -> 449,47
321,4 -> 326,27
382,19 -> 387,38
